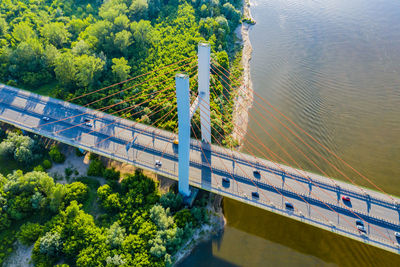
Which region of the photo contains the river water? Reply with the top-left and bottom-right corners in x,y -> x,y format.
179,0 -> 400,266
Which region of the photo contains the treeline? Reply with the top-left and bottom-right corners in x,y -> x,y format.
0,0 -> 244,146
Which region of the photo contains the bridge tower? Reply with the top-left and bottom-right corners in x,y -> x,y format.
197,43 -> 212,143
175,42 -> 211,197
175,73 -> 191,197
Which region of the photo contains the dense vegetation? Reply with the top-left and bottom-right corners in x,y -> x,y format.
0,156 -> 210,266
0,0 -> 244,147
0,127 -> 66,174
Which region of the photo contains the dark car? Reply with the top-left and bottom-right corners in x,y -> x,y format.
83,118 -> 91,122
251,191 -> 259,198
285,201 -> 294,210
355,219 -> 364,227
253,170 -> 260,176
222,177 -> 230,186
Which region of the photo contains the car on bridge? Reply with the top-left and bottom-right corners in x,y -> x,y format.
285,201 -> 294,210
342,196 -> 351,202
84,122 -> 93,127
252,191 -> 259,198
42,116 -> 50,121
222,177 -> 230,187
155,160 -> 162,168
173,139 -> 179,145
395,232 -> 400,238
357,225 -> 367,233
253,170 -> 261,177
83,118 -> 91,122
355,219 -> 364,227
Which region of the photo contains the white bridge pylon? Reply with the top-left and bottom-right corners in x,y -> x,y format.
175,42 -> 211,197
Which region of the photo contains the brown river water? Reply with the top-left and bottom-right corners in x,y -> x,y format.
179,0 -> 400,266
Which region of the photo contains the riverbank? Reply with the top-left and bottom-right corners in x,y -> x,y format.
172,194 -> 225,266
232,0 -> 255,147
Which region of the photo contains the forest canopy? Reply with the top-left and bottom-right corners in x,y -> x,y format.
0,0 -> 244,145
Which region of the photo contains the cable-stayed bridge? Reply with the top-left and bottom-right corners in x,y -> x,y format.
0,43 -> 399,254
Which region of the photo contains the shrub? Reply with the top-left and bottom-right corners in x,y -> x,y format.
174,209 -> 195,228
103,167 -> 120,181
64,167 -> 73,177
42,159 -> 52,169
34,165 -> 44,172
160,191 -> 183,213
49,146 -> 65,163
17,222 -> 44,245
65,182 -> 88,203
0,132 -> 34,164
87,159 -> 104,176
39,231 -> 63,257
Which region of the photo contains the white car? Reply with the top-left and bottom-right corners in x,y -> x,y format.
155,160 -> 162,167
395,232 -> 400,238
85,122 -> 93,127
42,116 -> 50,121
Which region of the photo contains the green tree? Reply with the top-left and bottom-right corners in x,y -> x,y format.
49,145 -> 65,163
74,54 -> 105,88
42,159 -> 52,169
111,57 -> 131,81
87,159 -> 104,176
39,231 -> 63,257
55,53 -> 76,87
149,205 -> 174,230
106,222 -> 125,248
103,167 -> 121,181
129,0 -> 149,20
114,30 -> 133,55
17,222 -> 44,245
11,22 -> 36,42
0,132 -> 34,164
49,184 -> 66,212
65,182 -> 88,204
31,191 -> 46,210
160,191 -> 183,213
40,22 -> 71,48
0,17 -> 8,36
222,3 -> 241,26
131,20 -> 157,47
174,209 -> 194,228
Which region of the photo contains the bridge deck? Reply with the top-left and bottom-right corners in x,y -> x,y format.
0,84 -> 399,254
